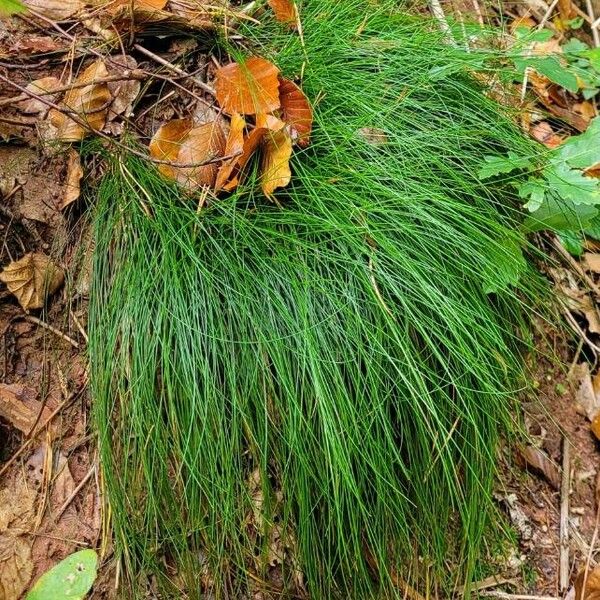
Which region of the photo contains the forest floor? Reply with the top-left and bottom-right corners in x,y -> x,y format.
3,0 -> 600,598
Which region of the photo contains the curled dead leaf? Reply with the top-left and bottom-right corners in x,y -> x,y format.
176,122 -> 226,190
575,566 -> 600,600
149,119 -> 226,190
519,445 -> 560,489
215,113 -> 246,191
106,55 -> 141,121
267,0 -> 296,24
256,112 -> 286,132
17,76 -> 61,115
23,0 -> 82,20
261,128 -> 292,199
279,78 -> 312,147
61,149 -> 83,210
215,57 -> 281,115
221,126 -> 268,192
49,60 -> 111,142
0,252 -> 64,311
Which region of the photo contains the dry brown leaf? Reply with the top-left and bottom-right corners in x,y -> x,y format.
17,77 -> 61,115
49,60 -> 111,142
267,0 -> 296,24
221,126 -> 268,192
215,113 -> 246,191
575,566 -> 600,600
150,119 -> 226,190
108,0 -> 167,10
175,122 -> 226,190
574,101 -> 596,123
256,112 -> 286,131
584,253 -> 600,273
279,78 -> 312,147
215,58 -> 281,115
0,252 -> 64,311
357,127 -> 388,146
0,383 -> 53,435
0,476 -> 36,600
261,128 -> 292,199
149,118 -> 194,180
168,0 -> 214,27
530,121 -> 563,149
106,55 -> 140,121
519,445 -> 561,489
9,36 -> 62,54
61,149 -> 84,210
23,0 -> 82,19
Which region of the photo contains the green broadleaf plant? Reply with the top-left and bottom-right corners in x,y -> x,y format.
0,0 -> 26,17
26,550 -> 98,600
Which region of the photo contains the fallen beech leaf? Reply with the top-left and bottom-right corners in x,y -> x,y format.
357,127 -> 388,146
267,0 -> 296,24
106,55 -> 140,120
23,0 -> 81,20
215,113 -> 246,191
256,112 -> 286,131
61,149 -> 83,209
279,78 -> 312,147
0,252 -> 64,311
0,536 -> 32,599
215,57 -> 281,115
584,253 -> 600,273
261,129 -> 292,199
175,122 -> 226,190
520,445 -> 560,489
222,127 -> 269,192
0,383 -> 53,434
574,101 -> 596,124
575,565 -> 600,600
530,121 -> 563,149
149,118 -> 194,180
108,0 -> 167,10
17,76 -> 61,115
150,119 -> 226,190
50,60 -> 111,142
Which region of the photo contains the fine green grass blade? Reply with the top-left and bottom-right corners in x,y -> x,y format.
89,2 -> 551,598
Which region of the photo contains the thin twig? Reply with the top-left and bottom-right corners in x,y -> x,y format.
585,0 -> 600,46
0,71 -> 146,108
56,464 -> 96,520
480,593 -> 559,600
559,436 -> 571,592
0,73 -> 240,169
427,0 -> 457,45
22,315 -> 80,349
133,44 -> 215,95
551,235 -> 600,298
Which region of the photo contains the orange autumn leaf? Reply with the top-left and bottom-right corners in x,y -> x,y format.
215,113 -> 246,191
176,122 -> 226,190
222,127 -> 268,192
261,128 -> 292,199
267,0 -> 296,24
149,118 -> 226,190
215,57 -> 281,115
279,78 -> 312,147
149,118 -> 194,179
256,113 -> 286,131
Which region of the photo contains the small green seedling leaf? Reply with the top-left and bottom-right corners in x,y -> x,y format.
478,152 -> 533,179
567,16 -> 584,29
518,179 -> 546,212
26,550 -> 98,600
554,117 -> 600,170
558,230 -> 584,256
0,0 -> 26,16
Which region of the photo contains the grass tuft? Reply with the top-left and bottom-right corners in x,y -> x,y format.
90,2 -> 551,597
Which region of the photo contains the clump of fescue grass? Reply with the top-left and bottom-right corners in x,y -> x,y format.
90,2 -> 550,598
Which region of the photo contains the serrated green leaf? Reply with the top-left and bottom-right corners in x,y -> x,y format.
585,47 -> 600,71
478,152 -> 533,179
514,27 -> 554,43
563,38 -> 589,54
545,162 -> 600,205
558,230 -> 584,256
524,195 -> 598,232
26,550 -> 98,600
518,179 -> 546,212
531,56 -> 579,92
554,117 -> 600,170
566,16 -> 585,29
0,0 -> 26,16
